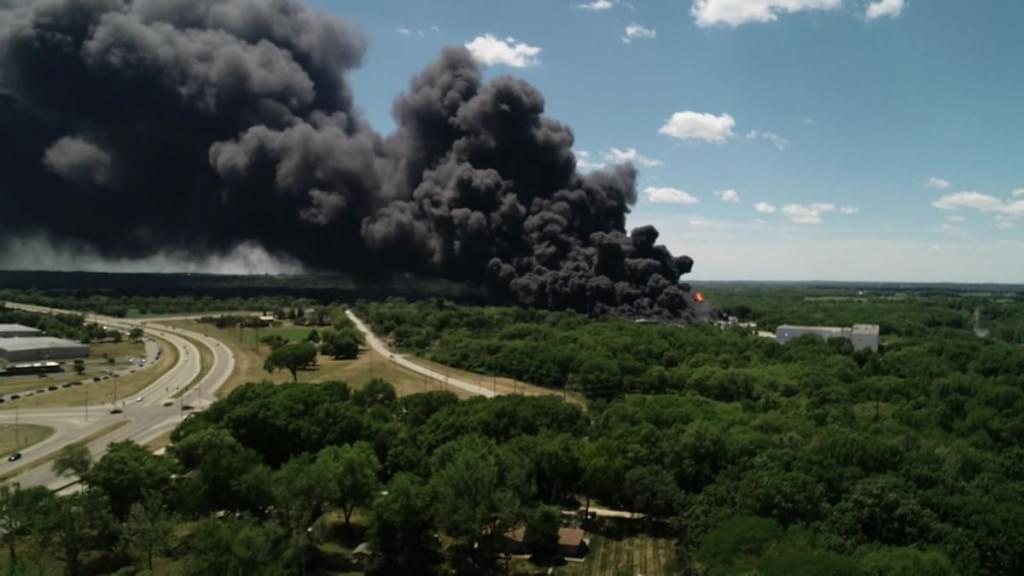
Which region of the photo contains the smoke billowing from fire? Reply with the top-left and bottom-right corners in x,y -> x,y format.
0,0 -> 697,319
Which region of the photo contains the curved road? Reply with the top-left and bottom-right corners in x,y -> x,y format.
0,302 -> 234,490
346,310 -> 496,398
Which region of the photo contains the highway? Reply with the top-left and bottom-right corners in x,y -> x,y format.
0,302 -> 234,490
345,310 -> 497,398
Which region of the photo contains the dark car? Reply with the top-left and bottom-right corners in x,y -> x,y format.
9,395 -> 19,400
48,386 -> 58,391
7,453 -> 21,462
181,405 -> 194,411
110,408 -> 123,414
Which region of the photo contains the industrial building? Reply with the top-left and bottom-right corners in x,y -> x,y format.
775,324 -> 880,352
0,324 -> 41,338
0,337 -> 89,362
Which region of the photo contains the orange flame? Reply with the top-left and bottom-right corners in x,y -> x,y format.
695,291 -> 706,303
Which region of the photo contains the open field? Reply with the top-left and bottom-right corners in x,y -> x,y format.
0,337 -> 177,410
409,355 -> 583,404
172,320 -> 460,398
0,424 -> 54,458
0,420 -> 128,481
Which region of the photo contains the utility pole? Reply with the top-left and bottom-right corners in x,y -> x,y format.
85,383 -> 89,422
14,405 -> 19,449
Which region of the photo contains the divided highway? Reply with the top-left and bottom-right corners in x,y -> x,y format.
0,303 -> 234,490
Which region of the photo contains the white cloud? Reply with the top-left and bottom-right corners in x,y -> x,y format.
932,191 -> 1024,218
465,34 -> 541,68
691,0 -> 841,28
839,206 -> 859,215
645,186 -> 700,205
605,147 -> 662,167
1013,189 -> 1024,198
396,27 -> 411,35
659,111 -> 735,142
926,177 -> 952,190
866,0 -> 905,20
754,201 -> 777,214
622,23 -> 656,43
576,0 -> 614,10
782,203 -> 835,224
575,151 -> 606,172
996,221 -> 1015,230
714,189 -> 741,203
745,130 -> 789,150
946,215 -> 966,223
802,116 -> 816,125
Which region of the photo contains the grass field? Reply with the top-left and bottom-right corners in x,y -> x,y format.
173,320 -> 456,399
0,336 -> 177,410
0,424 -> 53,458
0,420 -> 128,482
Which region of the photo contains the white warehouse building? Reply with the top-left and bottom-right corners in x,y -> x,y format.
0,337 -> 90,363
775,324 -> 880,352
0,324 -> 42,338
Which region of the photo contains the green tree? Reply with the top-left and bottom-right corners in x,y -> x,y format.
82,441 -> 176,519
129,328 -> 144,340
430,435 -> 526,574
37,490 -> 114,576
121,492 -> 174,572
185,516 -> 285,576
273,454 -> 338,575
0,483 -> 53,567
367,473 -> 442,576
524,506 -> 561,561
263,342 -> 317,382
353,379 -> 397,408
318,442 -> 381,529
52,445 -> 93,479
321,329 -> 361,360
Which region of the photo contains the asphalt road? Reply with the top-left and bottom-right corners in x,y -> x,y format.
0,302 -> 234,490
345,310 -> 496,398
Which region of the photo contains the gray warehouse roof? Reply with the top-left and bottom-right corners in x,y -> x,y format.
0,337 -> 86,351
0,324 -> 41,334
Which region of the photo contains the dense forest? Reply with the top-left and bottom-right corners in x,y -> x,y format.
1,287 -> 1023,575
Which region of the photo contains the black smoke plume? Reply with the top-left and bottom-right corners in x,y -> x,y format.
0,0 -> 698,319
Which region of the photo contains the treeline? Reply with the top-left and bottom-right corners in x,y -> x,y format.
357,299 -> 1024,402
5,371 -> 1023,574
705,284 -> 1024,344
0,306 -> 116,343
0,290 -> 312,318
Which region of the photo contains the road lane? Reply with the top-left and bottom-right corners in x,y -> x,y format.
0,302 -> 234,489
345,309 -> 496,398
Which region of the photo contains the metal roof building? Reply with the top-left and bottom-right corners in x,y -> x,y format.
0,337 -> 89,362
0,324 -> 42,338
775,324 -> 880,352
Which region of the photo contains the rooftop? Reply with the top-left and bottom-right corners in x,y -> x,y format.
0,324 -> 41,333
0,337 -> 87,351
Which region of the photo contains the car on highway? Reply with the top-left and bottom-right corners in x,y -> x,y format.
162,400 -> 174,407
110,408 -> 123,414
7,453 -> 21,462
181,404 -> 194,411
9,395 -> 19,400
62,383 -> 73,388
136,396 -> 143,403
48,385 -> 58,391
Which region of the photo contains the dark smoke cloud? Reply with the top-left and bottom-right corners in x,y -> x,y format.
0,0 -> 699,319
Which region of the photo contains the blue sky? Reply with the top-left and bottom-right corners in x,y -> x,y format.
314,0 -> 1023,283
